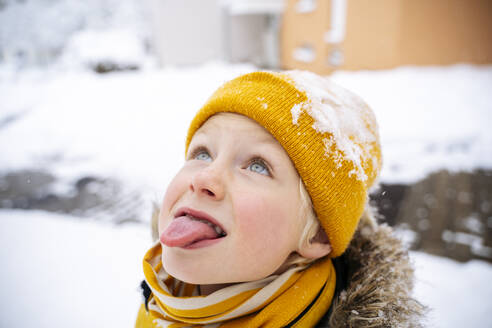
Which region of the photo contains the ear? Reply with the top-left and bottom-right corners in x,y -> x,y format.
297,227 -> 332,259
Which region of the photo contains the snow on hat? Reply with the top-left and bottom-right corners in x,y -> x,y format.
185,71 -> 382,257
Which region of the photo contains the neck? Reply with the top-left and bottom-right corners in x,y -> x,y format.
198,253 -> 307,296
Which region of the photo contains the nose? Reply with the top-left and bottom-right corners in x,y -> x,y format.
190,163 -> 226,201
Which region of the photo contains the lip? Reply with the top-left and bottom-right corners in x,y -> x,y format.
182,238 -> 223,249
174,206 -> 227,234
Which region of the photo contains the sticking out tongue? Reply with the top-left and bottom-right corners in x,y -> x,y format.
160,216 -> 219,247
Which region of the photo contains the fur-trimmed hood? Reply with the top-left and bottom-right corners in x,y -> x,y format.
149,207 -> 426,327
319,209 -> 426,327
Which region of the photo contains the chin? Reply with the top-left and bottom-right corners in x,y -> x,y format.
162,253 -> 216,284
162,250 -> 279,284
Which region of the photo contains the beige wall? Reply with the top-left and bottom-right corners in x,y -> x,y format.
398,0 -> 492,66
281,0 -> 492,73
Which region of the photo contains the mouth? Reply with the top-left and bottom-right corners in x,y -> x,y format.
174,207 -> 227,238
159,207 -> 227,249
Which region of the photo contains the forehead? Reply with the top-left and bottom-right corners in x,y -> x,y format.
194,113 -> 278,145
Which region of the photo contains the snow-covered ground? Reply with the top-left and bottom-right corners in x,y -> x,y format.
1,209 -> 491,327
412,251 -> 492,327
0,210 -> 151,328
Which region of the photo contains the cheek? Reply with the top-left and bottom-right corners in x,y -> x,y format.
159,170 -> 188,233
234,191 -> 298,250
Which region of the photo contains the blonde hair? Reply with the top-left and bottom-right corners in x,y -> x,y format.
298,179 -> 322,250
283,179 -> 326,267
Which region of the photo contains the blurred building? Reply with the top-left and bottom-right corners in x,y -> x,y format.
148,0 -> 284,68
149,0 -> 492,72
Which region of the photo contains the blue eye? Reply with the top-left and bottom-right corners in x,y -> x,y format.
248,160 -> 270,176
195,150 -> 212,162
189,147 -> 212,162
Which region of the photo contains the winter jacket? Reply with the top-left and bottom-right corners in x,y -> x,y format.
317,209 -> 425,327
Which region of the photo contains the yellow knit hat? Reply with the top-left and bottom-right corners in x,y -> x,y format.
185,71 -> 382,257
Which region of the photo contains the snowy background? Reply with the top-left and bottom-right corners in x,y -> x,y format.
1,1 -> 492,327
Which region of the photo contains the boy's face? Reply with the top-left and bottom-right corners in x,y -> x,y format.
159,113 -> 306,284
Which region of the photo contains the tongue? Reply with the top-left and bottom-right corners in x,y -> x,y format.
160,216 -> 219,247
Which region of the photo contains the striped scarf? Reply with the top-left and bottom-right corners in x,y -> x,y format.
135,244 -> 336,328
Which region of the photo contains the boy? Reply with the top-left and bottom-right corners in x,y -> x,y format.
136,71 -> 424,327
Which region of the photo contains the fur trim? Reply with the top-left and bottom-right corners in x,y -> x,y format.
320,208 -> 427,327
